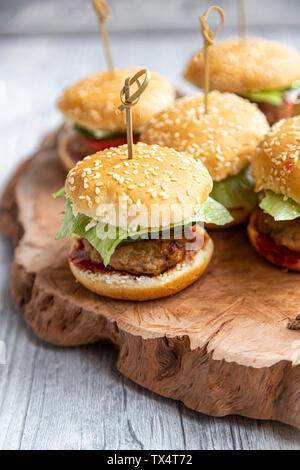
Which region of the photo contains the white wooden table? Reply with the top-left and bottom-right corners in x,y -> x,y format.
1,28 -> 300,450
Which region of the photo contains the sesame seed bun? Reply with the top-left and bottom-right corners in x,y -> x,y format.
57,68 -> 175,132
66,143 -> 213,231
140,91 -> 269,182
69,236 -> 214,301
252,116 -> 300,203
248,209 -> 300,272
206,206 -> 251,230
184,38 -> 300,95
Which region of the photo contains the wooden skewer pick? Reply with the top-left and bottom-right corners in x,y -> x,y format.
117,69 -> 151,159
199,6 -> 225,114
92,0 -> 114,75
238,0 -> 247,39
124,78 -> 133,160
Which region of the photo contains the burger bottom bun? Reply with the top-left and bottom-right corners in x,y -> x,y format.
206,206 -> 252,230
69,237 -> 214,301
247,209 -> 300,272
58,129 -> 76,172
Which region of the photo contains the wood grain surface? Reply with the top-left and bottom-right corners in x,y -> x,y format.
2,126 -> 300,434
1,29 -> 300,450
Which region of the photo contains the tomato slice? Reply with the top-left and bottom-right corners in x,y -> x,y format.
253,209 -> 300,267
78,134 -> 139,152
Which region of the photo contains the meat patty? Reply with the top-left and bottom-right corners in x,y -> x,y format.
82,226 -> 206,276
256,95 -> 293,126
67,129 -> 97,162
257,210 -> 300,252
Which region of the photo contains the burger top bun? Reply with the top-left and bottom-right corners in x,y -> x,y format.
252,116 -> 300,203
57,68 -> 175,131
184,38 -> 300,95
140,91 -> 269,181
65,143 -> 213,230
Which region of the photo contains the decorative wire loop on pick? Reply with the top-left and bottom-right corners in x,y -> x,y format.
117,69 -> 151,160
92,0 -> 114,75
199,6 -> 225,114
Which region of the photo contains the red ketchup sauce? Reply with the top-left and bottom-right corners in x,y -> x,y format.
69,241 -> 132,276
254,210 -> 300,267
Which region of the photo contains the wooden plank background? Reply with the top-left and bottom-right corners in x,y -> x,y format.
0,1 -> 300,450
1,0 -> 300,35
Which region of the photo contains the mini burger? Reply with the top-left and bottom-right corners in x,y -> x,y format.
141,91 -> 270,228
184,38 -> 300,125
57,68 -> 175,171
248,116 -> 300,271
54,143 -> 232,301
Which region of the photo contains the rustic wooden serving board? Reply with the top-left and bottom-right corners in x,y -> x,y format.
1,128 -> 300,430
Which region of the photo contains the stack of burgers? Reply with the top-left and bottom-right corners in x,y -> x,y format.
54,33 -> 300,302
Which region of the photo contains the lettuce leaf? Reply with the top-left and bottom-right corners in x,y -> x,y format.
53,187 -> 66,198
55,197 -> 232,265
196,197 -> 233,225
74,124 -> 126,140
243,81 -> 300,107
55,199 -> 125,265
243,89 -> 285,106
259,190 -> 300,221
210,166 -> 257,210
